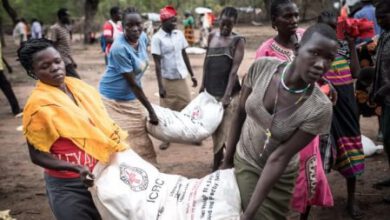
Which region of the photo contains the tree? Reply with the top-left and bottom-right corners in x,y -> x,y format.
84,0 -> 99,44
0,15 -> 5,46
301,0 -> 309,21
263,0 -> 271,20
219,0 -> 227,6
1,0 -> 18,25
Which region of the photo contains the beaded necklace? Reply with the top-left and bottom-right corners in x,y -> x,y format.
281,63 -> 311,94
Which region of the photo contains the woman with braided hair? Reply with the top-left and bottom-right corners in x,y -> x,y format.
19,38 -> 130,220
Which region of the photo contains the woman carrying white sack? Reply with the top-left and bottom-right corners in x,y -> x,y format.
199,7 -> 245,171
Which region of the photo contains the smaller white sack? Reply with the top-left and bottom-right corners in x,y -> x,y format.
185,47 -> 207,55
147,92 -> 224,143
362,135 -> 383,156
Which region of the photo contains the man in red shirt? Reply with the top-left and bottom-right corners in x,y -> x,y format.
102,6 -> 122,64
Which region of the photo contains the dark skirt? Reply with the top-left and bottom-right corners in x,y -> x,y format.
234,153 -> 298,219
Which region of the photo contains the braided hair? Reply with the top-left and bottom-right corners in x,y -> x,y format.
122,7 -> 140,24
17,38 -> 55,79
220,6 -> 238,21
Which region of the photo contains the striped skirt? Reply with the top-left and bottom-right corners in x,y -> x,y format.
331,84 -> 365,177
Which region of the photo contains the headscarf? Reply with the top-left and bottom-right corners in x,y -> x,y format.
160,5 -> 177,22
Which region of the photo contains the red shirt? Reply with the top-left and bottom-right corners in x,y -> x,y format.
45,138 -> 97,178
103,20 -> 123,55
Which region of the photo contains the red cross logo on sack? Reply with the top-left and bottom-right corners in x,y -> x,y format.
190,106 -> 203,121
120,164 -> 149,191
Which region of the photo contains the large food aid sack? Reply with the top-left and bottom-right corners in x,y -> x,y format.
90,149 -> 241,220
147,92 -> 224,143
362,135 -> 383,156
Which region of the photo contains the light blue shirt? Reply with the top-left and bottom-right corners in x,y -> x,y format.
99,32 -> 149,101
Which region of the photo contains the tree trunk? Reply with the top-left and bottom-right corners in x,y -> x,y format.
176,0 -> 181,9
149,0 -> 153,12
0,15 -> 5,46
1,0 -> 18,25
219,0 -> 227,6
301,0 -> 309,21
263,0 -> 271,21
83,0 -> 99,44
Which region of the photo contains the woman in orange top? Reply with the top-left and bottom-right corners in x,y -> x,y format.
19,38 -> 128,220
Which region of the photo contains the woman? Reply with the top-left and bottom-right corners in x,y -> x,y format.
99,7 -> 159,163
318,10 -> 365,219
19,38 -> 129,220
221,23 -> 338,220
183,11 -> 195,46
254,1 -> 334,218
199,7 -> 245,171
255,0 -> 304,61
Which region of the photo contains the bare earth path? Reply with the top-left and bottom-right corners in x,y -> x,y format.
0,25 -> 389,219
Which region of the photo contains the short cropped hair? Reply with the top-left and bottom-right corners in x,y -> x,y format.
110,6 -> 120,17
300,23 -> 338,47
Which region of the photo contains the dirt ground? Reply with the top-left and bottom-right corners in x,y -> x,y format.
1,25 -> 390,220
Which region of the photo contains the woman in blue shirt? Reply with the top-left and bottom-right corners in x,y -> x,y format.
99,7 -> 158,163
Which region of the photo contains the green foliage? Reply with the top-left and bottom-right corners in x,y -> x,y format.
97,0 -> 217,16
1,0 -> 268,27
1,0 -> 84,25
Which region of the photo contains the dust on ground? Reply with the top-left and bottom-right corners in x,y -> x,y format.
0,25 -> 389,220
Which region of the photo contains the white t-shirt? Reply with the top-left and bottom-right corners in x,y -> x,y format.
151,29 -> 189,79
